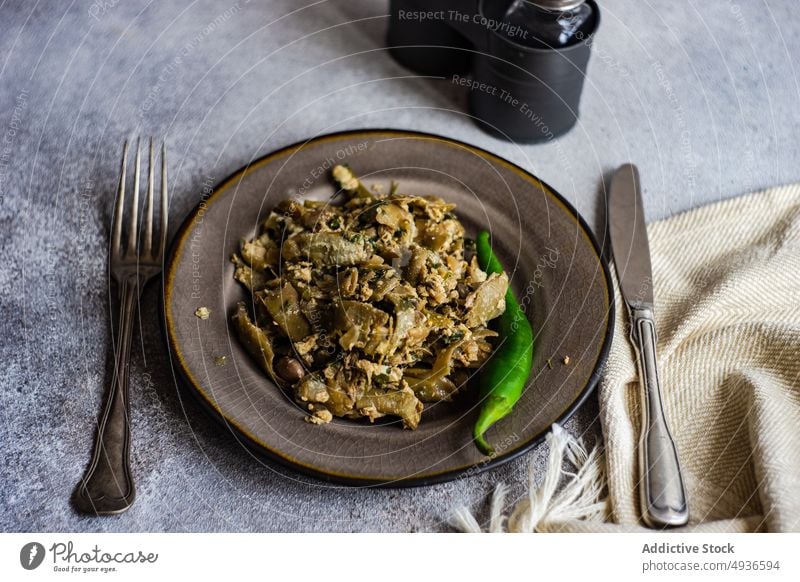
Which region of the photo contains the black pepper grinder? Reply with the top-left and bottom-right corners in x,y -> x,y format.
385,0 -> 600,143
469,0 -> 599,142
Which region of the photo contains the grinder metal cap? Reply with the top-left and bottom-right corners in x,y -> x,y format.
524,0 -> 588,11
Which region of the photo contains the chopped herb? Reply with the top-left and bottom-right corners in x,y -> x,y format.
399,297 -> 416,310
443,330 -> 465,345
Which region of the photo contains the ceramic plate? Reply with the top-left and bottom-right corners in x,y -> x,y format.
164,129 -> 614,486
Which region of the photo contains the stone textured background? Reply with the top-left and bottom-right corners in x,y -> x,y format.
1,0 -> 798,532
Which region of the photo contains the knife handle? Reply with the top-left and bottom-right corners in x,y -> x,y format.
630,306 -> 689,527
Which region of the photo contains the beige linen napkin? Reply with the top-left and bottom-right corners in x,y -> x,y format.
453,184 -> 800,533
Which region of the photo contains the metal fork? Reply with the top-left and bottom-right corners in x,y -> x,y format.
74,139 -> 168,515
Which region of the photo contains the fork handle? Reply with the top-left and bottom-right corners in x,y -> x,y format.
74,278 -> 138,514
630,306 -> 689,528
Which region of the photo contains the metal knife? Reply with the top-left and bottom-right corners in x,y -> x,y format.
609,164 -> 689,528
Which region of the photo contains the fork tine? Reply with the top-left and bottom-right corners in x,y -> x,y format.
111,140 -> 129,255
143,138 -> 155,256
126,138 -> 141,256
158,141 -> 169,260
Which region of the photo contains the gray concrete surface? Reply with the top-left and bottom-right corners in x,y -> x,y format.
1,0 -> 798,532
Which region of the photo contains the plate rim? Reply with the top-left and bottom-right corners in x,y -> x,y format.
162,128 -> 615,487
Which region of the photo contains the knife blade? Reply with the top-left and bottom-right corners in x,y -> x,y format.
609,164 -> 689,528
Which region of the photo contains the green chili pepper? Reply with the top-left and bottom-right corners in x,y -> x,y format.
473,230 -> 534,456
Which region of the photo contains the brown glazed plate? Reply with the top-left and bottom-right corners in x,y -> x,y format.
164,129 -> 614,486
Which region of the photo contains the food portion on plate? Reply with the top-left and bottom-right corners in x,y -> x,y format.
230,165 -> 513,431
